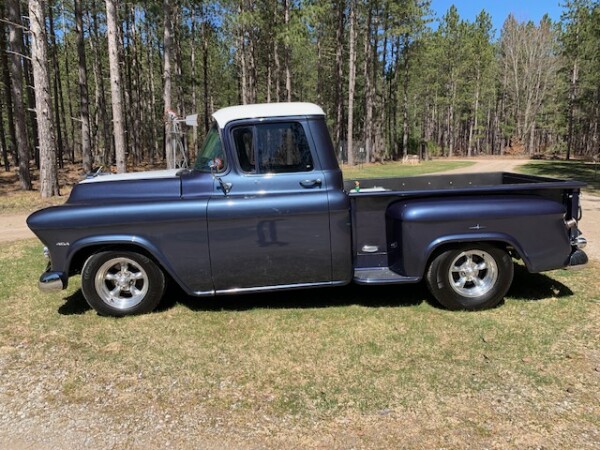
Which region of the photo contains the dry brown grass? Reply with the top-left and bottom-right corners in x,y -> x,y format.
1,240 -> 598,449
0,162 -> 168,213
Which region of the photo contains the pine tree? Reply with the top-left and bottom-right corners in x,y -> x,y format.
29,0 -> 60,197
105,0 -> 127,173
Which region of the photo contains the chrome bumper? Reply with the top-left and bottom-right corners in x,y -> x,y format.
39,271 -> 66,292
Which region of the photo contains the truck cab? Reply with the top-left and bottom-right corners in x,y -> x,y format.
188,103 -> 352,292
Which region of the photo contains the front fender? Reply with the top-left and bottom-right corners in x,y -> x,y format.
65,235 -> 210,296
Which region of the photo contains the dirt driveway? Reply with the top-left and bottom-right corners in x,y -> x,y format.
1,159 -> 597,260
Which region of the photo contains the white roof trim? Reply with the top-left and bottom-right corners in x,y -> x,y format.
212,102 -> 325,129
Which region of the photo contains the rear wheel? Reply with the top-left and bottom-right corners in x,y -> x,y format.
426,244 -> 514,311
82,251 -> 165,316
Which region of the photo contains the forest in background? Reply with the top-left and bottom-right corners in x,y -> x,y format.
1,0 -> 599,197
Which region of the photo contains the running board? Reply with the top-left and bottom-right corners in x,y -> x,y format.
353,268 -> 420,285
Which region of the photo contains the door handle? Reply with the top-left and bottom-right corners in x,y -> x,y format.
299,179 -> 322,188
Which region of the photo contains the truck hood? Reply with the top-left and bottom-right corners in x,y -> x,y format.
67,169 -> 183,204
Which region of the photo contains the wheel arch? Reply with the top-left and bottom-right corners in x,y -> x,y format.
66,236 -> 191,293
423,234 -> 528,274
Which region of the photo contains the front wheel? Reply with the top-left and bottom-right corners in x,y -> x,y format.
426,244 -> 514,311
82,251 -> 165,316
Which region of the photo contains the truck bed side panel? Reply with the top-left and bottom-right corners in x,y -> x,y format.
386,195 -> 570,278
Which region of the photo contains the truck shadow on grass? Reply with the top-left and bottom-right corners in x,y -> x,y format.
508,264 -> 574,301
58,265 -> 573,316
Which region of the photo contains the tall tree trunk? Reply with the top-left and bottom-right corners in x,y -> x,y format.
363,3 -> 373,163
274,40 -> 281,101
126,5 -> 142,165
401,34 -> 410,158
6,0 -> 32,189
284,0 -> 291,102
346,0 -> 356,166
59,2 -> 75,162
448,76 -> 456,157
163,0 -> 174,167
202,21 -> 210,134
191,9 -> 197,118
174,6 -> 185,114
22,17 -> 40,168
468,71 -> 481,157
89,3 -> 112,165
566,62 -> 578,161
29,0 -> 60,197
106,0 -> 127,173
0,96 -> 8,171
246,32 -> 257,103
190,8 -> 198,152
142,17 -> 158,163
333,0 -> 345,157
316,26 -> 322,106
0,6 -> 17,169
48,1 -> 66,169
75,0 -> 92,172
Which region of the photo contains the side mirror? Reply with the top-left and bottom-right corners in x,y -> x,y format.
209,158 -> 232,195
209,157 -> 224,171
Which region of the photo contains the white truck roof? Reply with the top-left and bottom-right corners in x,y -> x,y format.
212,102 -> 325,129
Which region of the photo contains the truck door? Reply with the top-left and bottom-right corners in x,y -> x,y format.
207,120 -> 332,292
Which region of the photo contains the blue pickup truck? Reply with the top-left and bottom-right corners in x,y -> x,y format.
27,103 -> 588,316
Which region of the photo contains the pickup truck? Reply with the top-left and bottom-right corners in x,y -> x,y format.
27,102 -> 588,316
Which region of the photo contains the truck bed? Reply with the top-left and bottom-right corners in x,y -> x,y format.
344,172 -> 585,279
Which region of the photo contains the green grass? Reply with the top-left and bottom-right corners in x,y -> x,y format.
518,160 -> 600,193
1,239 -> 598,447
342,160 -> 474,179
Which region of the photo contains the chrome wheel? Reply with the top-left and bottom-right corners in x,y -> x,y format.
94,257 -> 149,310
426,244 -> 513,311
448,250 -> 498,298
83,251 -> 165,316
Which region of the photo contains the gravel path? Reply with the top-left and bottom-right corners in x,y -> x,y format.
0,213 -> 35,243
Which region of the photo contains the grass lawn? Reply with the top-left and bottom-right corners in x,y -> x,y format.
342,159 -> 474,179
518,160 -> 600,193
1,239 -> 598,448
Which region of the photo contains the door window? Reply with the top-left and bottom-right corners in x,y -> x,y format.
232,122 -> 314,174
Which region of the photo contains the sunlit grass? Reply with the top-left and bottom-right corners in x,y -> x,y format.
342,160 -> 474,179
1,239 -> 598,447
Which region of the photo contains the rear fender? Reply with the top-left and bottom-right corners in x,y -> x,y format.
386,195 -> 571,278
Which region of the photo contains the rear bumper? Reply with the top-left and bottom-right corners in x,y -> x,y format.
39,270 -> 66,292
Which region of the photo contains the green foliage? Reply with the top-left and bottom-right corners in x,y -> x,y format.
4,0 -> 600,181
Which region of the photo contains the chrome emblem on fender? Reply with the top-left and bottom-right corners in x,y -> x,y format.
468,224 -> 487,231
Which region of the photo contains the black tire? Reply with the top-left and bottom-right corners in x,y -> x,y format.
425,244 -> 514,311
81,251 -> 165,316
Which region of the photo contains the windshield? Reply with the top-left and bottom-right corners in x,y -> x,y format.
194,125 -> 226,172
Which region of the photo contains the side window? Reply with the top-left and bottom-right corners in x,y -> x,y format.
233,122 -> 314,174
233,127 -> 255,173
